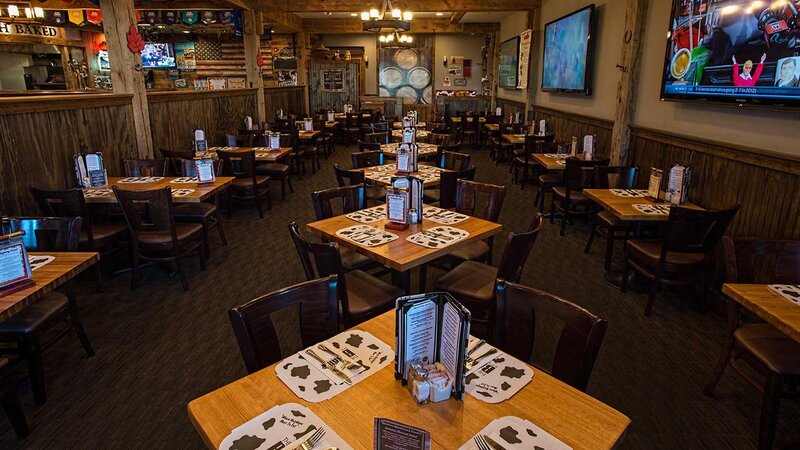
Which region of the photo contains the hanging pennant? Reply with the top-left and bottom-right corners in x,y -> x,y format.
200,11 -> 217,25
68,9 -> 85,26
85,10 -> 102,25
161,10 -> 178,26
47,10 -> 69,26
232,10 -> 243,40
181,10 -> 198,25
218,10 -> 234,25
141,10 -> 159,25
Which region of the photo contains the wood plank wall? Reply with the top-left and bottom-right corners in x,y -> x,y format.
308,61 -> 360,115
530,106 -> 613,159
264,86 -> 307,121
148,89 -> 258,152
0,94 -> 137,215
436,96 -> 492,117
497,98 -> 527,122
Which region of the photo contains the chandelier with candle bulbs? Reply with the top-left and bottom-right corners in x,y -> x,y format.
361,0 -> 412,33
379,31 -> 413,48
2,3 -> 46,21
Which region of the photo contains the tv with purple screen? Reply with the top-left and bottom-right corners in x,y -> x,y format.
141,42 -> 176,69
660,0 -> 800,108
542,5 -> 595,95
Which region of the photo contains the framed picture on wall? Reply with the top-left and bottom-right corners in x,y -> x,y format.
322,69 -> 345,92
499,37 -> 520,89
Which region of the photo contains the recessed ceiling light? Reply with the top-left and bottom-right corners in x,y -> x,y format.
436,12 -> 444,16
324,11 -> 333,16
350,13 -> 358,16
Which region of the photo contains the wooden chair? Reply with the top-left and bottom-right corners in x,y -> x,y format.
358,141 -> 381,152
459,113 -> 480,148
551,158 -> 610,236
30,186 -> 128,290
0,358 -> 28,437
122,159 -> 167,177
344,112 -> 363,144
494,280 -> 608,392
422,166 -> 476,209
491,123 -> 522,163
315,119 -> 335,157
704,237 -> 800,450
351,151 -> 384,169
255,133 -> 294,200
113,186 -> 206,291
533,142 -> 566,213
295,129 -> 322,176
584,166 -> 639,270
229,276 -> 339,374
621,205 -> 739,316
333,164 -> 384,205
438,151 -> 471,171
217,149 -> 271,219
289,222 -> 405,327
0,217 -> 94,405
429,132 -> 450,147
225,134 -> 253,147
160,149 -> 195,176
365,131 -> 391,144
445,180 -> 507,265
434,214 -> 544,338
174,160 -> 227,254
512,135 -> 555,188
371,122 -> 390,132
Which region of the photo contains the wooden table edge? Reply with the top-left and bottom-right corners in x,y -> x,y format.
721,283 -> 800,342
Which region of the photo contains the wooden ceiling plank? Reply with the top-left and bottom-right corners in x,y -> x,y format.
449,11 -> 466,24
299,18 -> 498,33
262,11 -> 303,32
251,0 -> 539,13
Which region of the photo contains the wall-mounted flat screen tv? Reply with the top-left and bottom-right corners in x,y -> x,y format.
499,37 -> 520,89
660,0 -> 800,108
541,5 -> 595,95
142,42 -> 176,69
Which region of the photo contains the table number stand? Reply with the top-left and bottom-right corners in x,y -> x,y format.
0,231 -> 34,298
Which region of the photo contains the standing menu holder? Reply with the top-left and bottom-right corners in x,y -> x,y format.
394,292 -> 471,401
539,119 -> 548,136
495,107 -> 502,116
402,116 -> 413,129
303,118 -> 313,132
194,158 -> 216,185
667,165 -> 691,205
0,231 -> 34,295
243,116 -> 253,130
74,152 -> 107,188
269,132 -> 281,150
391,176 -> 423,223
193,129 -> 208,154
396,143 -> 418,174
647,167 -> 664,201
402,127 -> 416,144
327,111 -> 335,123
570,136 -> 578,157
583,134 -> 596,160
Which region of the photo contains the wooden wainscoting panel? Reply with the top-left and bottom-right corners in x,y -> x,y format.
264,87 -> 307,121
530,106 -> 614,159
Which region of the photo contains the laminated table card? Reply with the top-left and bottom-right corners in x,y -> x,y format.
218,403 -> 353,450
374,418 -> 431,450
82,188 -> 112,198
171,188 -> 195,197
395,292 -> 471,400
275,329 -> 394,402
768,285 -> 800,306
456,416 -> 571,450
463,336 -> 534,404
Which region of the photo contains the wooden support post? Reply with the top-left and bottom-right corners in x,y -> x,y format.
244,10 -> 266,124
296,31 -> 311,116
610,0 -> 649,165
489,31 -> 499,111
99,0 -> 154,159
59,46 -> 78,90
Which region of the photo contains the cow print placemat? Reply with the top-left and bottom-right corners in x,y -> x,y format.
464,336 -> 534,404
610,189 -> 648,197
171,188 -> 195,197
82,188 -> 112,198
423,206 -> 469,225
345,205 -> 387,224
118,177 -> 164,184
171,177 -> 199,184
28,255 -> 55,272
407,226 -> 469,249
218,403 -> 353,450
275,330 -> 394,403
335,225 -> 398,247
457,416 -> 571,450
632,203 -> 671,215
768,285 -> 800,306
370,164 -> 396,172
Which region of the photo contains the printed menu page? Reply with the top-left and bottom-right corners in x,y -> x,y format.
387,193 -> 407,223
374,418 -> 431,450
438,301 -> 462,382
196,159 -> 215,183
402,300 -> 437,377
0,244 -> 28,288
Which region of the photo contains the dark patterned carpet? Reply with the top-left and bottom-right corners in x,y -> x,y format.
0,143 -> 797,449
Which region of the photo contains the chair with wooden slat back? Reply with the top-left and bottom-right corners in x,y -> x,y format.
0,216 -> 94,405
160,149 -> 195,176
459,113 -> 480,148
113,186 -> 206,290
122,159 -> 167,177
622,205 -> 739,316
228,275 -> 340,374
451,179 -> 507,263
551,158 -> 610,236
439,151 -> 471,171
174,159 -> 227,254
344,112 -> 363,144
371,122 -> 390,132
311,185 -> 378,273
315,119 -> 334,157
423,166 -> 477,209
512,135 -> 557,189
333,164 -> 366,187
358,141 -> 381,152
365,132 -> 391,144
225,134 -> 253,147
351,150 -> 383,169
217,149 -> 271,218
704,237 -> 800,450
253,134 -> 294,200
584,166 -> 640,271
0,357 -> 29,437
288,222 -> 404,327
494,280 -> 608,392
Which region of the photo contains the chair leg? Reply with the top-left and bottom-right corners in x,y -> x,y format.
201,222 -> 210,257
521,165 -> 528,190
620,259 -> 631,293
66,287 -> 95,357
175,255 -> 190,291
280,179 -> 286,200
287,174 -> 294,193
93,263 -> 103,293
130,248 -> 140,291
214,208 -> 227,246
704,340 -> 735,397
24,334 -> 46,405
226,190 -> 233,218
266,189 -> 272,210
584,225 -> 597,254
254,190 -> 264,219
198,241 -> 207,271
419,264 -> 427,291
758,374 -> 783,450
559,209 -> 568,236
603,232 -> 615,271
644,278 -> 660,316
1,379 -> 29,438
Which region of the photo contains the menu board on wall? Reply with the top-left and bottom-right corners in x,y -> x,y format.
174,42 -> 196,71
517,29 -> 532,89
322,69 -> 344,92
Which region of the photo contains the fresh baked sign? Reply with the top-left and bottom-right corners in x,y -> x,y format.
0,22 -> 60,38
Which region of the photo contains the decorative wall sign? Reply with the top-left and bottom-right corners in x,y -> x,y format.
181,10 -> 199,25
379,35 -> 433,104
68,9 -> 85,25
85,10 -> 102,25
161,10 -> 178,25
498,36 -> 519,89
517,29 -> 532,89
322,69 -> 345,92
448,55 -> 464,77
46,10 -> 68,26
0,22 -> 61,38
174,42 -> 196,70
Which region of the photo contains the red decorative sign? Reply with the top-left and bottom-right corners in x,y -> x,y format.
126,22 -> 144,53
85,10 -> 102,25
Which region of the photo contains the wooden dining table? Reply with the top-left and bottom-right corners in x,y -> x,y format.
584,189 -> 704,222
379,143 -> 438,158
298,130 -> 321,141
360,164 -> 447,188
82,177 -> 233,204
391,129 -> 431,141
502,134 -> 526,145
393,121 -> 427,129
450,116 -> 486,123
208,146 -> 293,162
0,252 -> 99,321
187,311 -> 631,449
722,284 -> 800,342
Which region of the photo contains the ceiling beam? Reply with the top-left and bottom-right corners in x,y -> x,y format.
449,12 -> 466,24
252,0 -> 539,12
300,18 -> 498,33
262,11 -> 303,32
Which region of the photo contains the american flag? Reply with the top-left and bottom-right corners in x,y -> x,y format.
195,40 -> 273,77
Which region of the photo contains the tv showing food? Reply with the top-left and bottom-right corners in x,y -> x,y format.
141,42 -> 176,69
499,37 -> 520,89
661,0 -> 800,108
541,5 -> 595,94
